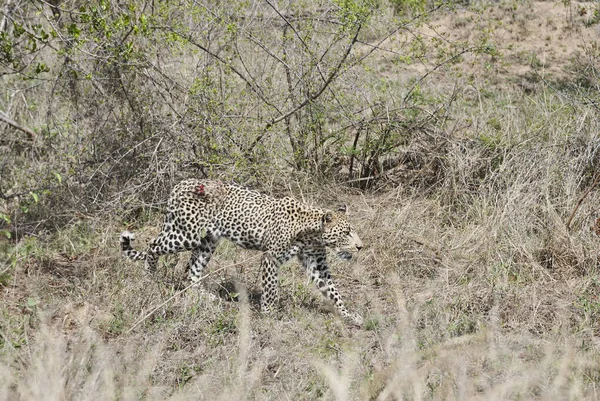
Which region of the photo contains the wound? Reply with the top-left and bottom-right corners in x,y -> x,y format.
194,184 -> 206,196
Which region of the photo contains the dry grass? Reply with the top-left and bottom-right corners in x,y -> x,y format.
380,0 -> 600,84
3,110 -> 600,399
2,1 -> 600,400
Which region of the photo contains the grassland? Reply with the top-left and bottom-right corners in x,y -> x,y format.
2,0 -> 600,400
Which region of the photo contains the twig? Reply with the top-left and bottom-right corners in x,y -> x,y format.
343,176 -> 376,184
0,330 -> 28,368
566,171 -> 600,231
265,0 -> 312,54
402,47 -> 476,103
0,0 -> 13,33
0,186 -> 54,200
126,253 -> 262,334
245,21 -> 364,155
169,28 -> 280,114
351,0 -> 450,67
348,125 -> 363,178
268,22 -> 362,128
0,110 -> 37,141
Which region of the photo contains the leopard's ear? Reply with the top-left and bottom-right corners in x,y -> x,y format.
322,211 -> 334,224
337,204 -> 348,214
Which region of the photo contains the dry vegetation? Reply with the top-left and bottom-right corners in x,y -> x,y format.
2,0 -> 600,399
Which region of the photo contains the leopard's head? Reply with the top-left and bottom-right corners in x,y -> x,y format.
321,205 -> 363,260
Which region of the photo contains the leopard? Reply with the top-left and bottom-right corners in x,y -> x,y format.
120,179 -> 364,324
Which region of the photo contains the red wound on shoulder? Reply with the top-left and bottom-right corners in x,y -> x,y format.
194,184 -> 206,196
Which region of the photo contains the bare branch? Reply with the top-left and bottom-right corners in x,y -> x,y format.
352,0 -> 450,67
403,47 -> 477,103
0,186 -> 54,200
273,22 -> 363,126
566,171 -> 600,231
264,0 -> 310,52
169,27 -> 281,114
0,110 -> 36,141
245,21 -> 364,154
0,0 -> 14,33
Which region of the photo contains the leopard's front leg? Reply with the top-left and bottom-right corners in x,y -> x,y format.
299,250 -> 363,326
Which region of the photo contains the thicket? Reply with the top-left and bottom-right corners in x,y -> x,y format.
0,0 -> 507,235
3,1 -> 600,399
0,0 -> 599,237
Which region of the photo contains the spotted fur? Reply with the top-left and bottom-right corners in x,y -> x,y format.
120,179 -> 364,324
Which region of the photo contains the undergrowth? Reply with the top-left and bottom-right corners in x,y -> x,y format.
2,0 -> 600,399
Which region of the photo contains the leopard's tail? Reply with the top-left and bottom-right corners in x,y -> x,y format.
120,231 -> 147,261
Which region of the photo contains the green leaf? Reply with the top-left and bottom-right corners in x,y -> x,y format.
67,23 -> 80,38
0,213 -> 10,224
30,192 -> 39,203
53,171 -> 62,185
0,272 -> 11,286
34,63 -> 49,74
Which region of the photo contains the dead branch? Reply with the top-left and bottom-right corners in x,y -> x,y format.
0,111 -> 37,141
565,171 -> 600,231
0,187 -> 54,201
245,21 -> 364,155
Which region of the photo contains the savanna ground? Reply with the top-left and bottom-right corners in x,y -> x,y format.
2,0 -> 600,399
